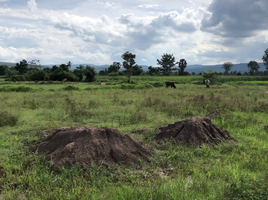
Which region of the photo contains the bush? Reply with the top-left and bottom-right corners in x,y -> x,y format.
29,70 -> 49,81
63,85 -> 80,91
11,75 -> 26,82
0,86 -> 32,92
0,111 -> 19,127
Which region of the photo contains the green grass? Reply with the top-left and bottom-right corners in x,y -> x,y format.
0,77 -> 268,199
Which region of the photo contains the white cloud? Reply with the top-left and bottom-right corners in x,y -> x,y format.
0,0 -> 267,66
27,0 -> 37,11
137,4 -> 160,9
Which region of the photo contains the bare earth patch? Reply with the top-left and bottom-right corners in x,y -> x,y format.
35,126 -> 151,168
156,117 -> 235,146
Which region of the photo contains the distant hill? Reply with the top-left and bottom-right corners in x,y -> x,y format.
1,61 -> 267,73
0,62 -> 16,68
186,63 -> 267,73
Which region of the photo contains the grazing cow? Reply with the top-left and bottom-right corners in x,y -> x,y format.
165,82 -> 176,88
62,78 -> 67,83
100,82 -> 106,85
205,79 -> 210,88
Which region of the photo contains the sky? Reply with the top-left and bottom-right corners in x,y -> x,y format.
0,0 -> 267,66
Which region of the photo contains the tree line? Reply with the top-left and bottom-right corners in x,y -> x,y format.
1,48 -> 268,82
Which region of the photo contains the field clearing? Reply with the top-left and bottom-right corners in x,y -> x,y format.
0,77 -> 268,199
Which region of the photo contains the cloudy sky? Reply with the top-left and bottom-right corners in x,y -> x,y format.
0,0 -> 267,66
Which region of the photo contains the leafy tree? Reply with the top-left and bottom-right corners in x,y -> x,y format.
84,66 -> 96,82
28,59 -> 41,70
59,63 -> 70,72
0,65 -> 8,75
121,51 -> 136,83
73,65 -> 85,81
99,69 -> 108,75
192,72 -> 196,75
148,66 -> 160,76
108,62 -> 121,74
222,62 -> 233,75
203,70 -> 219,83
132,65 -> 143,75
247,61 -> 259,75
262,48 -> 268,71
178,59 -> 187,75
49,67 -> 77,81
157,53 -> 177,76
43,67 -> 52,74
29,70 -> 48,81
14,59 -> 28,74
51,65 -> 59,72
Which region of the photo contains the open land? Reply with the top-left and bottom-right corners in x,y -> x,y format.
0,75 -> 268,199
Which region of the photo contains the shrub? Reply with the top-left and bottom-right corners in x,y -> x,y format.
63,85 -> 80,91
0,111 -> 19,127
0,86 -> 32,92
11,75 -> 26,82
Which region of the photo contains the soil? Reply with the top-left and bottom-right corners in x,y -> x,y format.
155,116 -> 235,146
35,126 -> 151,168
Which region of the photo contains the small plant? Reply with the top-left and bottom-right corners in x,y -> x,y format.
63,85 -> 80,91
0,111 -> 19,127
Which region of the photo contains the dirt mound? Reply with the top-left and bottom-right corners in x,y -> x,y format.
156,117 -> 235,146
35,126 -> 151,168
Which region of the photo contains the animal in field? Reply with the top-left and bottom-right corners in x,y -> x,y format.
62,78 -> 67,83
205,79 -> 210,88
165,82 -> 176,88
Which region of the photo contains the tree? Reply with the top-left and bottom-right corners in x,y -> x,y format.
99,69 -> 108,75
262,48 -> 268,71
247,61 -> 259,75
0,65 -> 8,75
84,66 -> 96,82
178,59 -> 187,75
14,59 -> 28,74
29,70 -> 48,81
108,62 -> 121,74
28,59 -> 41,70
157,53 -> 176,76
222,62 -> 233,75
203,70 -> 219,83
73,65 -> 85,81
121,51 -> 136,83
148,66 -> 160,76
59,63 -> 70,72
132,65 -> 143,75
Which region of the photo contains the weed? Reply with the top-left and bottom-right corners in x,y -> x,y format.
0,111 -> 19,127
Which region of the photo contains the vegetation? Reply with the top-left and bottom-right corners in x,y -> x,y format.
262,48 -> 268,70
222,62 -> 233,75
121,51 -> 137,83
178,58 -> 187,75
157,53 -> 177,75
248,61 -> 260,75
0,76 -> 268,199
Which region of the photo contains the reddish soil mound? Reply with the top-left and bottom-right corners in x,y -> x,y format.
156,117 -> 235,145
36,126 -> 151,168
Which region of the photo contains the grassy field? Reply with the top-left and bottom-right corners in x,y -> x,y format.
0,76 -> 268,199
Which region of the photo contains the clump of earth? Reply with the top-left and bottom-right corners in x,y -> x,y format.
35,126 -> 151,168
155,116 -> 235,146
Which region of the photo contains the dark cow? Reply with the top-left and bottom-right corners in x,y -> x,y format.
165,82 -> 176,88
